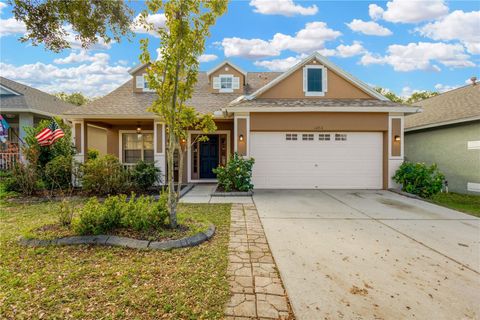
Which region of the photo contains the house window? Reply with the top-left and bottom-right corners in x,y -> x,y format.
286,133 -> 297,141
304,65 -> 327,96
302,134 -> 314,141
335,134 -> 347,141
122,132 -> 154,164
318,133 -> 330,141
220,75 -> 233,92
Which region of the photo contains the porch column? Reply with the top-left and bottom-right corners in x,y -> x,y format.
234,114 -> 250,157
72,120 -> 86,164
19,113 -> 33,162
154,121 -> 166,184
388,114 -> 404,188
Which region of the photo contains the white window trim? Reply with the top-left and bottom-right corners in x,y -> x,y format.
142,73 -> 155,92
303,65 -> 327,97
219,74 -> 234,93
118,130 -> 154,164
388,115 -> 404,160
187,130 -> 231,183
153,122 -> 165,155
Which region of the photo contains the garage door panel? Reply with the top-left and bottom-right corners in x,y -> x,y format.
250,132 -> 383,189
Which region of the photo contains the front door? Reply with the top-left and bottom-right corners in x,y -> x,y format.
199,135 -> 219,179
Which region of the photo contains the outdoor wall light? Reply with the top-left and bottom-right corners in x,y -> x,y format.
394,135 -> 401,141
136,126 -> 142,134
239,134 -> 244,141
181,138 -> 186,143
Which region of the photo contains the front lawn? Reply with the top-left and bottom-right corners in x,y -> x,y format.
0,200 -> 231,319
430,192 -> 480,218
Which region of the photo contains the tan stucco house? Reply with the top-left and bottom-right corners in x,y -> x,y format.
63,53 -> 418,189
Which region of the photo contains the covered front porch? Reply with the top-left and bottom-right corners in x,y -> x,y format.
71,117 -> 246,184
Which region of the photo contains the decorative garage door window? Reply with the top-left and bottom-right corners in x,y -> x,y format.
318,134 -> 331,141
302,134 -> 314,141
285,133 -> 298,141
335,134 -> 347,141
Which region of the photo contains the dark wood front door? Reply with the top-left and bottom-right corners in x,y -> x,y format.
199,135 -> 219,179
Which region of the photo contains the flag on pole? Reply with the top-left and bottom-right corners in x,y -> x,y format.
35,120 -> 65,146
0,115 -> 10,143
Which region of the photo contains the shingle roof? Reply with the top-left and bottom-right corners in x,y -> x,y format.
65,71 -> 282,117
228,98 -> 409,109
405,84 -> 480,130
0,76 -> 76,116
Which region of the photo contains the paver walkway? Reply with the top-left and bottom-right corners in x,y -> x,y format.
225,203 -> 294,319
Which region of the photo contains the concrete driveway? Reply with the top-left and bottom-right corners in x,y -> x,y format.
254,190 -> 480,320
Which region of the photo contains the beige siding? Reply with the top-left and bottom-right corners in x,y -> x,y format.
258,58 -> 374,99
391,118 -> 401,157
87,125 -> 108,156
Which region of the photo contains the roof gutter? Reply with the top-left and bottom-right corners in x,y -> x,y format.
224,106 -> 421,113
405,115 -> 480,132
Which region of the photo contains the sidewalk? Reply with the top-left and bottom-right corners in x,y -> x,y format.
224,204 -> 294,319
180,184 -> 253,204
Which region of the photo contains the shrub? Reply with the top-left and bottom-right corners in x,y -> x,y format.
131,160 -> 161,190
393,162 -> 445,198
213,153 -> 255,192
74,193 -> 169,235
10,162 -> 38,196
122,193 -> 168,231
58,199 -> 75,226
44,155 -> 72,190
75,195 -> 125,235
87,149 -> 99,160
81,155 -> 131,195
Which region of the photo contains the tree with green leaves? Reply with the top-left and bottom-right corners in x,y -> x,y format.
9,0 -> 133,52
55,92 -> 90,106
139,0 -> 227,228
405,91 -> 439,105
374,87 -> 404,103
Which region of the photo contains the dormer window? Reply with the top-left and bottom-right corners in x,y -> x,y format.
212,74 -> 240,93
303,65 -> 327,96
135,74 -> 155,92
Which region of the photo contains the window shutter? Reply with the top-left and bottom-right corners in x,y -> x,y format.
136,76 -> 144,89
212,77 -> 220,89
322,68 -> 328,92
232,77 -> 240,89
303,67 -> 307,92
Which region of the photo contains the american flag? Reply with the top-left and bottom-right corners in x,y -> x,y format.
35,120 -> 65,146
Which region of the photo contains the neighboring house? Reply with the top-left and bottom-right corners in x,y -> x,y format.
63,53 -> 417,189
405,82 -> 480,194
0,76 -> 76,169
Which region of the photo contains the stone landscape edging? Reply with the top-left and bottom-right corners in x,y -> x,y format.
18,224 -> 215,250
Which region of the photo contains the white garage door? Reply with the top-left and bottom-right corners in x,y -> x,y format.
250,132 -> 383,189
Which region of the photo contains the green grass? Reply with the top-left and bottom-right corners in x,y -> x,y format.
430,192 -> 480,217
0,201 -> 231,319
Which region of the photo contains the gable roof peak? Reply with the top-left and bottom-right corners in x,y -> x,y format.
244,51 -> 388,101
206,60 -> 247,77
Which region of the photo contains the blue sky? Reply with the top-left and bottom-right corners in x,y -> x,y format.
0,0 -> 479,97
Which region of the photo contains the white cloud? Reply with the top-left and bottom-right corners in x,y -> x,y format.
434,83 -> 459,92
0,17 -> 26,37
249,0 -> 318,16
335,41 -> 366,57
360,42 -> 475,71
131,13 -> 166,37
254,54 -> 307,71
198,54 -> 218,63
400,86 -> 420,98
254,42 -> 365,71
369,4 -> 384,20
222,37 -> 278,59
222,22 -> 341,59
0,52 -> 130,97
0,2 -> 7,14
346,19 -> 392,36
370,0 -> 449,23
53,50 -> 109,64
417,10 -> 480,55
